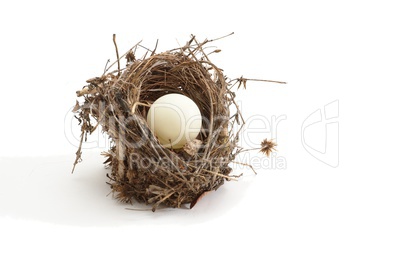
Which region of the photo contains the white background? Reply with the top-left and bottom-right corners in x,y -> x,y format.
1,0 -> 401,267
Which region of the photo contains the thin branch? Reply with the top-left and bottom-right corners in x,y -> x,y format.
208,32 -> 234,42
72,132 -> 85,173
232,77 -> 287,85
232,161 -> 257,175
151,39 -> 159,56
113,34 -> 121,77
125,207 -> 153,211
103,59 -> 110,73
138,44 -> 153,53
242,78 -> 286,84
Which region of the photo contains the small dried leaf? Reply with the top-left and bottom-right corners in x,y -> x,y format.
234,113 -> 240,125
126,50 -> 135,63
183,139 -> 202,156
72,100 -> 80,113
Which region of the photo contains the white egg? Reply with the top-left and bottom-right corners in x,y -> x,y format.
147,93 -> 202,149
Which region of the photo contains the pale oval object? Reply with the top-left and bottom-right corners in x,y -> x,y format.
147,93 -> 202,149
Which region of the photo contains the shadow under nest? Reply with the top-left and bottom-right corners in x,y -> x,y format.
73,35 -> 272,211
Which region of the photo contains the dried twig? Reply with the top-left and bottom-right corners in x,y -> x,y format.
113,34 -> 121,77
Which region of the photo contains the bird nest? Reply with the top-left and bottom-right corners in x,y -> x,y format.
72,34 -> 278,211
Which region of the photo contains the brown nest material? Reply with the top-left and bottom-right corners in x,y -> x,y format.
72,34 -> 281,211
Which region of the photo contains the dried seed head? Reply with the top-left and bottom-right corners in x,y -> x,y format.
260,139 -> 277,157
